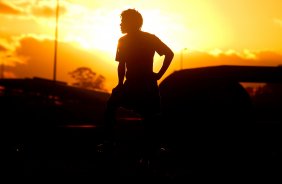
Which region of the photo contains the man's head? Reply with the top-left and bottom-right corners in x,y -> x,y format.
120,9 -> 143,34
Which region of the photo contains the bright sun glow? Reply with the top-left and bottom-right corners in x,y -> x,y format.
58,7 -> 187,55
59,8 -> 121,54
55,1 -> 232,56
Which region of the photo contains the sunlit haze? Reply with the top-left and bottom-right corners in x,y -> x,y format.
0,0 -> 282,91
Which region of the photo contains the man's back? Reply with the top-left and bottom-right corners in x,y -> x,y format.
116,31 -> 170,81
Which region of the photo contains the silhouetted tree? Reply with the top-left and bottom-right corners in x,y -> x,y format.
69,67 -> 106,91
254,83 -> 282,105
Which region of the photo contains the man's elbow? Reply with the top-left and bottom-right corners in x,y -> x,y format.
167,50 -> 174,59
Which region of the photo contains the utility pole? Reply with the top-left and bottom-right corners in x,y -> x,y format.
53,0 -> 59,82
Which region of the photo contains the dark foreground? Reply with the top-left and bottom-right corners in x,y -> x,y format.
4,118 -> 282,180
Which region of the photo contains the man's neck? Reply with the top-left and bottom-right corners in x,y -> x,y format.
127,30 -> 141,35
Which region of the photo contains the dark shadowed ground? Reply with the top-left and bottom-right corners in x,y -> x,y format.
2,66 -> 282,180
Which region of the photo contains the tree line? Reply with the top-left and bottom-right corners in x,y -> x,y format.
69,67 -> 106,91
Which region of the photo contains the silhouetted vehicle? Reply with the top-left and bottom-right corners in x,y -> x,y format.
0,77 -> 109,128
159,65 -> 282,175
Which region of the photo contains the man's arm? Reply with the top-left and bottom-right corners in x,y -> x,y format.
155,48 -> 174,80
117,60 -> 125,87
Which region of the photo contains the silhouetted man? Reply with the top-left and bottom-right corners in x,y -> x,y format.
102,8 -> 174,160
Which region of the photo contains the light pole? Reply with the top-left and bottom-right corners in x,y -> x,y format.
53,0 -> 59,82
180,48 -> 187,70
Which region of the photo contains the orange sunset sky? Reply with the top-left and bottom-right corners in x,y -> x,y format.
0,0 -> 282,91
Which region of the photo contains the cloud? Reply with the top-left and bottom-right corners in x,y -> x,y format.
31,4 -> 67,18
0,0 -> 67,19
0,1 -> 23,15
157,48 -> 282,82
6,35 -> 115,90
0,43 -> 8,52
165,48 -> 282,76
182,49 -> 282,69
0,38 -> 25,68
255,51 -> 282,64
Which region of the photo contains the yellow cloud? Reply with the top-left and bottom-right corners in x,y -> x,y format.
0,0 -> 67,19
208,49 -> 257,60
31,5 -> 67,18
0,1 -> 23,15
0,43 -> 8,52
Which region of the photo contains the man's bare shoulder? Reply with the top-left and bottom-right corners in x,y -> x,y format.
141,31 -> 157,38
118,34 -> 128,42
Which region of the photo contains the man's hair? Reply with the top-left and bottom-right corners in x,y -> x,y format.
120,9 -> 143,30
